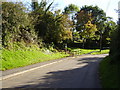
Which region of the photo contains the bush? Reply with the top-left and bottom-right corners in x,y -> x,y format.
2,2 -> 37,49
99,56 -> 119,88
110,25 -> 120,63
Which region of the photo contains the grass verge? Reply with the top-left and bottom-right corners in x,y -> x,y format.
99,56 -> 119,88
0,47 -> 110,71
1,49 -> 69,71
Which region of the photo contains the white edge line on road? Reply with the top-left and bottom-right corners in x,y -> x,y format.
0,52 -> 107,81
0,58 -> 71,81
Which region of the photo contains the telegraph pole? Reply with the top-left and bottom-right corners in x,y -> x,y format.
118,1 -> 120,24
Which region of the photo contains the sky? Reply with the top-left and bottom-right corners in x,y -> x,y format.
52,0 -> 120,22
5,0 -> 120,22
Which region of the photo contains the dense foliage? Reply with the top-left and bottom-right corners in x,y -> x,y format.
109,24 -> 120,63
75,5 -> 116,49
1,1 -> 118,75
100,24 -> 120,87
2,1 -> 116,51
2,2 -> 37,49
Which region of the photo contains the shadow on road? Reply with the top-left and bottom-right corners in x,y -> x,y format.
14,56 -> 104,88
77,57 -> 103,64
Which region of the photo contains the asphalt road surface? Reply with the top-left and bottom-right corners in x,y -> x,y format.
2,54 -> 108,88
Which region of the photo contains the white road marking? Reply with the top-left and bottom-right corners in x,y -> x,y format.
0,58 -> 70,81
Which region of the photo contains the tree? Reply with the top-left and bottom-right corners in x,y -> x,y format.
44,10 -> 73,45
30,1 -> 73,48
79,20 -> 97,48
63,4 -> 80,47
109,24 -> 120,63
29,0 -> 54,39
31,0 -> 39,11
76,5 -> 107,49
63,4 -> 79,15
96,17 -> 116,51
80,5 -> 106,24
63,4 -> 79,28
2,2 -> 36,49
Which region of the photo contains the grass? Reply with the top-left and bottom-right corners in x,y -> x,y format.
1,49 -> 69,71
68,47 -> 99,55
68,47 -> 109,55
91,49 -> 109,55
0,47 -> 110,71
99,56 -> 119,88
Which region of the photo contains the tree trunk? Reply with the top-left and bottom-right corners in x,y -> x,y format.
82,39 -> 86,49
100,31 -> 102,52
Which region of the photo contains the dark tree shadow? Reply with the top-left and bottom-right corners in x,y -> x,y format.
14,56 -> 104,88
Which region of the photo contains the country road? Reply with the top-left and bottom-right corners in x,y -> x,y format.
2,54 -> 108,88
